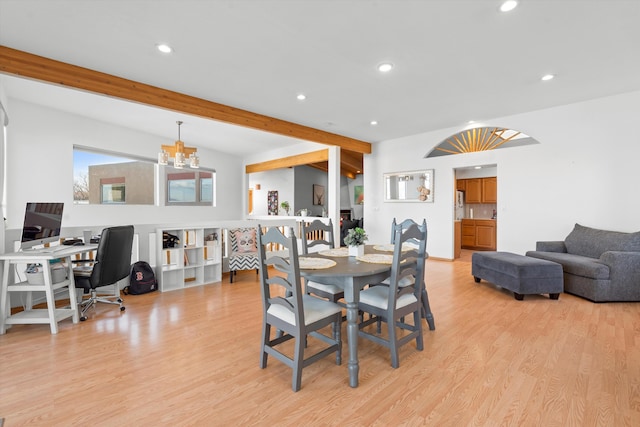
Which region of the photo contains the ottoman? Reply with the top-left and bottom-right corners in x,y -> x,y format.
472,251 -> 563,300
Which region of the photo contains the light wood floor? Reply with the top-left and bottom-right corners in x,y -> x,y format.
1,250 -> 639,426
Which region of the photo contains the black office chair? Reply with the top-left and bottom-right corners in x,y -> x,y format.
73,225 -> 134,321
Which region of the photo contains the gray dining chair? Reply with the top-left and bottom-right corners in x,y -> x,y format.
301,219 -> 345,304
257,225 -> 342,392
390,217 -> 435,331
358,219 -> 427,368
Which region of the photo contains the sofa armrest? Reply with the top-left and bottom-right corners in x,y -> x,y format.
536,241 -> 567,253
600,251 -> 640,290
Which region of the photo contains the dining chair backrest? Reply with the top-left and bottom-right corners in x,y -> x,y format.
388,219 -> 427,300
257,225 -> 305,326
301,219 -> 334,255
391,217 -> 423,244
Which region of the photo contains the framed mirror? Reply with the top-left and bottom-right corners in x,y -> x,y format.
384,169 -> 434,203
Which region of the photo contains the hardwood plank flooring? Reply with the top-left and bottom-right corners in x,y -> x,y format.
1,250 -> 639,426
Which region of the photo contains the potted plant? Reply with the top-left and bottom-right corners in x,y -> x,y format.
344,227 -> 368,257
280,201 -> 290,215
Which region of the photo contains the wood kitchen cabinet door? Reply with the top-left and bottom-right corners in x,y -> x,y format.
475,220 -> 496,249
462,220 -> 476,247
482,177 -> 497,203
465,179 -> 482,203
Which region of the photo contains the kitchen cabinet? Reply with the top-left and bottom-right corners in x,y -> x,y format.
464,179 -> 483,203
456,179 -> 466,191
460,177 -> 496,204
482,177 -> 497,203
461,219 -> 496,250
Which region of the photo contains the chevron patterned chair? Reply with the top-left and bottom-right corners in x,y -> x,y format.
228,227 -> 260,283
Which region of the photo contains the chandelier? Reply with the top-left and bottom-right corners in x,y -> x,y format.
158,121 -> 199,168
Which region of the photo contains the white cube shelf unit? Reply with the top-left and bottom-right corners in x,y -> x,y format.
156,227 -> 222,292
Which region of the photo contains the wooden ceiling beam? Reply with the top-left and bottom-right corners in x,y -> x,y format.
245,149 -> 328,174
340,149 -> 364,172
0,45 -> 372,154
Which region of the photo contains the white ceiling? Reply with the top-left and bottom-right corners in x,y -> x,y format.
1,0 -> 639,156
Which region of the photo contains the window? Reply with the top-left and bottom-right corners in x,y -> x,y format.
74,146 -> 215,207
74,147 -> 154,205
101,177 -> 126,204
166,170 -> 215,206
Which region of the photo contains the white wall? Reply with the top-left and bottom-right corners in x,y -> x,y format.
248,168 -> 294,216
4,99 -> 244,234
364,90 -> 640,259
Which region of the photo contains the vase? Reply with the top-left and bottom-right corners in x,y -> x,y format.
349,244 -> 364,257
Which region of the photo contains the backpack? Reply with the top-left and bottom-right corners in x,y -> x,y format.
124,261 -> 157,295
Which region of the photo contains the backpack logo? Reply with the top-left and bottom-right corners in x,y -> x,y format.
136,271 -> 144,281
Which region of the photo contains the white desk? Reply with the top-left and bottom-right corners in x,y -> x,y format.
0,244 -> 98,334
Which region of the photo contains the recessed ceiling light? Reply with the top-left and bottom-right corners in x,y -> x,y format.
370,120 -> 378,126
474,166 -> 482,170
297,94 -> 306,100
541,74 -> 555,81
468,120 -> 475,124
500,1 -> 518,12
157,44 -> 173,53
377,62 -> 394,73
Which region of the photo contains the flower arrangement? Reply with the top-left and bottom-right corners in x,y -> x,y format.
280,201 -> 290,215
344,227 -> 368,247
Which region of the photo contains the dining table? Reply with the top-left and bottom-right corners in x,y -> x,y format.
297,244 -> 398,388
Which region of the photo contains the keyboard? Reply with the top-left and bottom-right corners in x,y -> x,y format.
37,246 -> 69,254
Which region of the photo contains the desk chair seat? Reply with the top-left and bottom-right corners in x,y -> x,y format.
258,225 -> 342,392
73,225 -> 134,321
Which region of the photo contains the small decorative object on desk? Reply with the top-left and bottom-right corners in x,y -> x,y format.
344,227 -> 368,257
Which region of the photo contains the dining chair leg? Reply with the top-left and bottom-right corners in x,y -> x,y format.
422,288 -> 436,330
389,322 -> 400,369
333,321 -> 342,365
293,335 -> 305,392
414,309 -> 424,351
260,323 -> 270,368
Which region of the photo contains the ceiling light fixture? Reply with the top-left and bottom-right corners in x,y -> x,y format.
370,120 -> 378,126
377,62 -> 394,73
297,94 -> 306,100
499,1 -> 518,12
158,121 -> 199,169
541,74 -> 555,81
157,44 -> 173,54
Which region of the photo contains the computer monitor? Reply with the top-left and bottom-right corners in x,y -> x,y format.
20,202 -> 65,250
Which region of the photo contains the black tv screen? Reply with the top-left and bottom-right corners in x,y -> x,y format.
20,202 -> 65,250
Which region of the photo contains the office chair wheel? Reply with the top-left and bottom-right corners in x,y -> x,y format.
117,298 -> 123,303
80,316 -> 88,321
120,306 -> 126,311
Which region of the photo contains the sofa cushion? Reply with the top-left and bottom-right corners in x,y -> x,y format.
564,223 -> 640,259
526,251 -> 610,280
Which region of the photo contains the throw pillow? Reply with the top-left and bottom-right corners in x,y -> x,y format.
234,229 -> 257,253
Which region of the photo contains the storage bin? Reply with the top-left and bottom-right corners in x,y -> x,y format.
25,266 -> 67,285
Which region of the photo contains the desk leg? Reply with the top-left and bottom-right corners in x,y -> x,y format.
42,263 -> 58,334
66,257 -> 79,324
346,300 -> 359,388
1,260 -> 10,334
